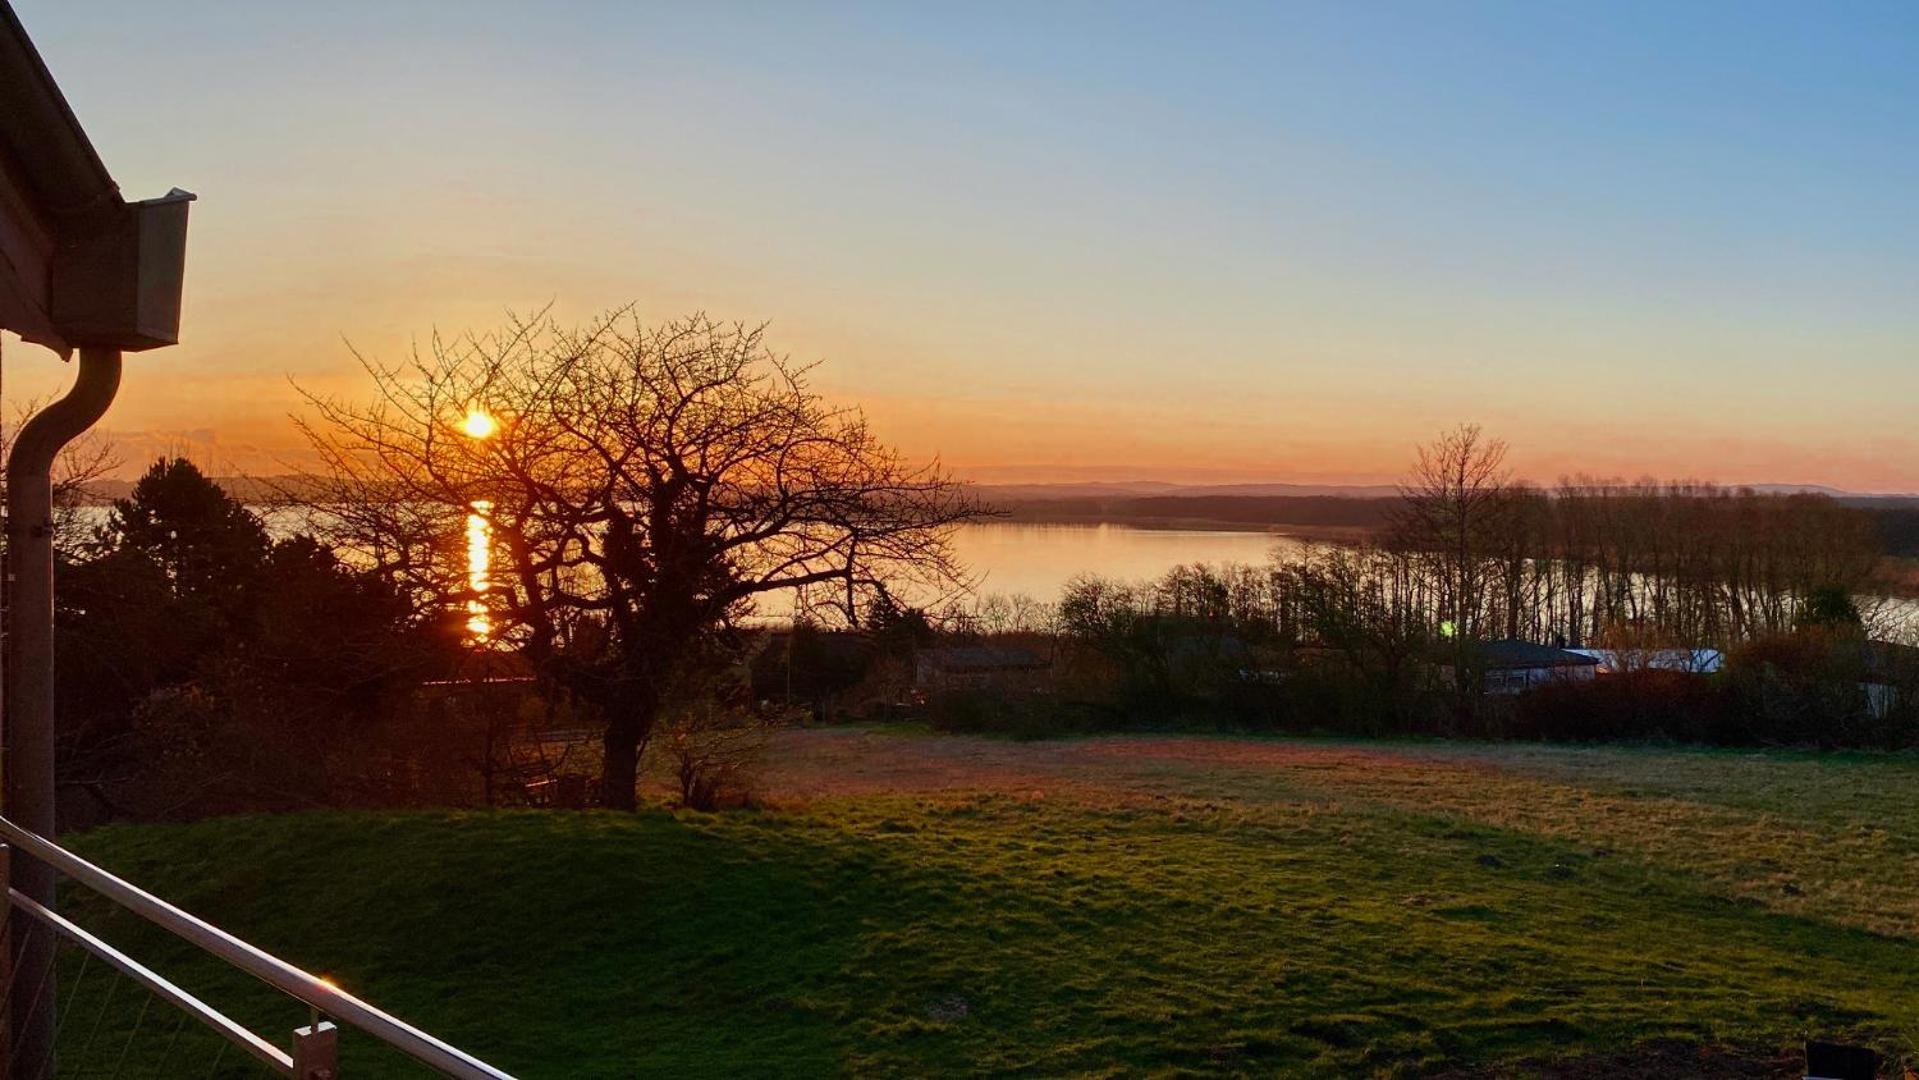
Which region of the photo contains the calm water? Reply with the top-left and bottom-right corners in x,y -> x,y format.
758,522 -> 1307,621
84,506 -> 1298,608
950,523 -> 1307,602
939,523 -> 1919,635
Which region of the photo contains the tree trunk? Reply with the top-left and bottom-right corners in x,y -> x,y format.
602,718 -> 643,811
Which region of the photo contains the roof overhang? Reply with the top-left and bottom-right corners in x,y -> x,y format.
0,1 -> 191,356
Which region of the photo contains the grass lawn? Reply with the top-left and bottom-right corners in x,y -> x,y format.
42,730 -> 1919,1077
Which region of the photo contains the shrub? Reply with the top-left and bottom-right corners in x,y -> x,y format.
658,703 -> 776,810
925,688 -> 1093,739
1719,633 -> 1916,749
1512,671 -> 1723,743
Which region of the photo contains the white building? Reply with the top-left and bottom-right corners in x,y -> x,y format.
1566,648 -> 1724,675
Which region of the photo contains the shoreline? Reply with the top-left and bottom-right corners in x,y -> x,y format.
982,515 -> 1376,543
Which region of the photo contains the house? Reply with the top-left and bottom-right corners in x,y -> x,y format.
914,645 -> 1050,690
1566,648 -> 1724,676
1858,640 -> 1919,720
1469,640 -> 1600,695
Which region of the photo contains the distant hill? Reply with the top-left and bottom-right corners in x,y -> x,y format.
78,475 -> 324,505
973,480 -> 1919,500
75,477 -> 1919,554
979,490 -> 1399,535
975,483 -> 1919,543
972,481 -> 1400,500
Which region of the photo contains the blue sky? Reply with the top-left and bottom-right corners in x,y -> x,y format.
12,1 -> 1919,487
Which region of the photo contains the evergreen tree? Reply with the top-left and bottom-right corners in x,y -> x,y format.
96,457 -> 270,624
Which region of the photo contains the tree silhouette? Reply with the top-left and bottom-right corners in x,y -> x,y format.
96,457 -> 270,618
60,458 -> 433,816
1796,584 -> 1863,633
297,309 -> 978,809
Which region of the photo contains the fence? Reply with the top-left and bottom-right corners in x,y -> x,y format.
0,815 -> 515,1078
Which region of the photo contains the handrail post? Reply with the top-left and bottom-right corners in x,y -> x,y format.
292,1021 -> 338,1080
4,345 -> 124,1077
0,816 -> 516,1079
0,844 -> 9,1080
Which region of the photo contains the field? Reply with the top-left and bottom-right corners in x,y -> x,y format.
49,730 -> 1919,1077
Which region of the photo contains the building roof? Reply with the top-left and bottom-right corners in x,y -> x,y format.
0,3 -> 118,215
0,1 -> 170,355
1566,648 -> 1724,674
1474,639 -> 1601,671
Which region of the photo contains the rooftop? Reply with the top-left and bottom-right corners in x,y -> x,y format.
1474,640 -> 1602,671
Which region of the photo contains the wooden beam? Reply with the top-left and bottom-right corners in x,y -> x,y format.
0,148 -> 63,354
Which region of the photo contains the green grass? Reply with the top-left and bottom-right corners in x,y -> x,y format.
39,732 -> 1919,1077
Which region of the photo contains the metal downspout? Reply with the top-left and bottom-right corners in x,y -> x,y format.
4,345 -> 121,1077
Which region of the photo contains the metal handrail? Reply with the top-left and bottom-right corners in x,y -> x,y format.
0,816 -> 516,1079
8,890 -> 295,1075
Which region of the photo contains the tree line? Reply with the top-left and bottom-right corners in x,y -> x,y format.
920,426 -> 1907,744
15,317 -> 1909,817
38,458 -> 442,822
10,309 -> 977,818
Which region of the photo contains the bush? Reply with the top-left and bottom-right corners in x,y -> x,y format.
1718,633 -> 1917,749
1505,634 -> 1919,750
659,703 -> 776,810
925,688 -> 1095,739
1272,664 -> 1438,738
1512,672 -> 1724,743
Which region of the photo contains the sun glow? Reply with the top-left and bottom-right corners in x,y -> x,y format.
466,499 -> 493,641
461,404 -> 498,642
460,407 -> 498,440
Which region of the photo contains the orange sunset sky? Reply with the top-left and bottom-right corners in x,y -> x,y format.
7,2 -> 1919,492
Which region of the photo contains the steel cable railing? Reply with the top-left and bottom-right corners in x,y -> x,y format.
0,815 -> 517,1079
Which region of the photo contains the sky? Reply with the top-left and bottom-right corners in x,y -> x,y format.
8,1 -> 1919,490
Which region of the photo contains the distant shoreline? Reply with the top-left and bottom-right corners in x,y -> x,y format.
979,492 -> 1396,540
984,514 -> 1374,543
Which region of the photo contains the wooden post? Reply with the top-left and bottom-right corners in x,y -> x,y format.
292,1021 -> 338,1080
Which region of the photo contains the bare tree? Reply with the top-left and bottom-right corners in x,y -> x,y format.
295,308 -> 979,809
0,399 -> 119,557
1391,424 -> 1515,714
1004,593 -> 1047,634
1393,424 -> 1513,641
1278,542 -> 1430,710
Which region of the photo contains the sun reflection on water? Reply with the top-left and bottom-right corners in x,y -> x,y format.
466,499 -> 493,641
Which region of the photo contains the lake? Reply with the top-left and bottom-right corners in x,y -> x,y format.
80,506 -> 1305,611
949,523 -> 1308,602
760,522 -> 1309,620
751,522 -> 1313,621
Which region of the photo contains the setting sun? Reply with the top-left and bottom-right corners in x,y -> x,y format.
460,408 -> 498,441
